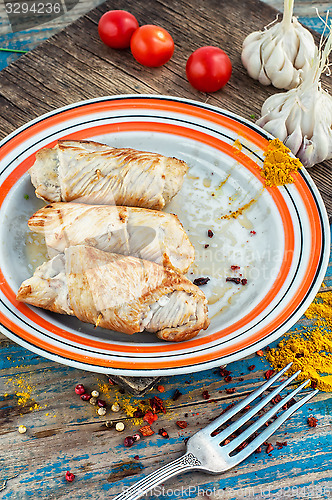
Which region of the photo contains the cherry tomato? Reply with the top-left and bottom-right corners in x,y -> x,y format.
98,10 -> 139,49
130,25 -> 174,67
186,46 -> 232,93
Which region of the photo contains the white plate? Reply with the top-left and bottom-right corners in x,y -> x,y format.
0,95 -> 330,376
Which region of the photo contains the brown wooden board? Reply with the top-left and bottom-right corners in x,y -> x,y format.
0,0 -> 331,220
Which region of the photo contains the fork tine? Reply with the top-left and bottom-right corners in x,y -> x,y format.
213,369 -> 301,442
205,362 -> 293,432
233,388 -> 319,465
225,378 -> 315,454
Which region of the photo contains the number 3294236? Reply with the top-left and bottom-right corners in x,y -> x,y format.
5,2 -> 61,14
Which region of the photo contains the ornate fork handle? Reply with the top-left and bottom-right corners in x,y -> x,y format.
111,452 -> 202,500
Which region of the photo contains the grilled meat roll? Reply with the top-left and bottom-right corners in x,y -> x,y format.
29,140 -> 188,209
28,202 -> 195,273
16,246 -> 210,342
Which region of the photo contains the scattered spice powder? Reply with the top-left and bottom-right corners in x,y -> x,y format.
261,138 -> 302,187
172,389 -> 182,401
264,369 -> 275,380
233,139 -> 242,152
139,425 -> 154,436
158,428 -> 169,438
193,277 -> 210,286
266,443 -> 274,454
176,421 -> 188,429
219,367 -> 231,378
220,197 -> 257,220
266,290 -> 332,391
226,277 -> 241,285
150,396 -> 166,414
6,375 -> 41,411
202,390 -> 210,400
307,416 -> 318,428
143,411 -> 158,425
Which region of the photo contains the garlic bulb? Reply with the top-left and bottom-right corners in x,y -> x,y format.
256,29 -> 332,168
241,0 -> 317,90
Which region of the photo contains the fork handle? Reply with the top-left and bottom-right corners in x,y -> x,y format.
111,452 -> 202,500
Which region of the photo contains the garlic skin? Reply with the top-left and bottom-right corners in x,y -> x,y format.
241,0 -> 317,90
256,27 -> 332,168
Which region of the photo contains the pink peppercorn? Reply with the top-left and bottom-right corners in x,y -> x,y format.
97,399 -> 107,408
124,436 -> 135,447
80,393 -> 91,401
65,471 -> 75,482
75,384 -> 85,395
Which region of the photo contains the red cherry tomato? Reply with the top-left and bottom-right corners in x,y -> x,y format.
98,10 -> 139,49
130,25 -> 174,67
186,46 -> 232,93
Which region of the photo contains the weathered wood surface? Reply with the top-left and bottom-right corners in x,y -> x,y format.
0,0 -> 332,498
0,238 -> 331,499
0,0 -> 331,219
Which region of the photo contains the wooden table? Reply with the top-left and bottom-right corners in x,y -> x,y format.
1,0 -> 332,498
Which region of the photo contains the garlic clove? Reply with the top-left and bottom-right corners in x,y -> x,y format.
284,123 -> 303,156
257,116 -> 289,142
282,23 -> 300,62
258,66 -> 272,86
293,21 -> 318,69
264,45 -> 296,89
299,101 -> 332,167
241,40 -> 266,80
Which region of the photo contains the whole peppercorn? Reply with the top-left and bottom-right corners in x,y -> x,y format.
116,422 -> 125,432
97,399 -> 107,408
98,407 -> 107,416
124,436 -> 135,447
65,471 -> 75,482
132,433 -> 141,442
105,421 -> 113,428
18,425 -> 27,434
158,428 -> 169,438
111,402 -> 121,412
80,393 -> 91,401
89,397 -> 98,406
75,384 -> 85,395
91,390 -> 99,398
133,409 -> 144,418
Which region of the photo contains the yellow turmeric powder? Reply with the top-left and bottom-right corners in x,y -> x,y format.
261,138 -> 302,187
5,374 -> 42,410
233,139 -> 243,153
220,197 -> 257,220
266,290 -> 332,391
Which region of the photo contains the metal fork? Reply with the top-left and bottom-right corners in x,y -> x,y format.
112,363 -> 318,500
